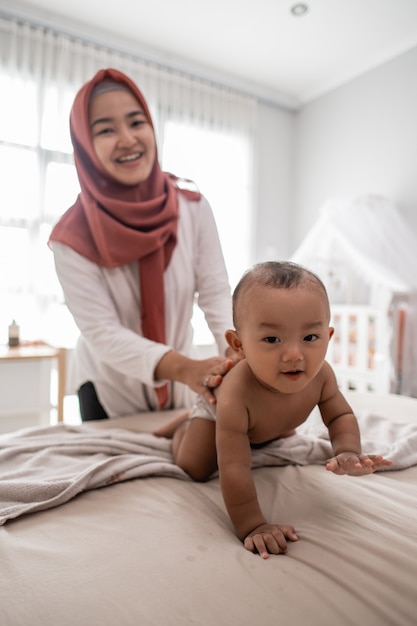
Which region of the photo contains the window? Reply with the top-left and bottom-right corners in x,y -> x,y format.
163,121 -> 252,289
0,73 -> 78,345
162,121 -> 252,344
0,17 -> 255,348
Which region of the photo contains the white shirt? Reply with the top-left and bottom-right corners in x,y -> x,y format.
52,194 -> 233,417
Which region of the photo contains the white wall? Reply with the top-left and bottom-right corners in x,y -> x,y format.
253,102 -> 295,262
292,46 -> 417,252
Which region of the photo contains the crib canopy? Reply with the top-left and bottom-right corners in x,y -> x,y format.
291,194 -> 417,397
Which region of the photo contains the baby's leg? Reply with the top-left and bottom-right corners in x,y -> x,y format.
153,411 -> 190,439
172,417 -> 217,482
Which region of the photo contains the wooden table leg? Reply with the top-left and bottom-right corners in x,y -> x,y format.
56,348 -> 67,422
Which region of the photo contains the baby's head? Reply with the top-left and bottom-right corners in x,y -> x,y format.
228,261 -> 333,393
232,261 -> 330,331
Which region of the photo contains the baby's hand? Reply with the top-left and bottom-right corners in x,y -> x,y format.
243,523 -> 298,560
325,452 -> 392,476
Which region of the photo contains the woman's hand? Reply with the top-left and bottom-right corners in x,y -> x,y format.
198,356 -> 235,404
155,351 -> 240,404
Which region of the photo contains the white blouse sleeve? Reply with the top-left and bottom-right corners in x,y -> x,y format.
51,242 -> 170,387
193,196 -> 234,354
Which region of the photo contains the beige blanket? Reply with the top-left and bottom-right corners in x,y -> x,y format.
1,411 -> 416,525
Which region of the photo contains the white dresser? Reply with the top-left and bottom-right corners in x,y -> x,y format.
0,343 -> 65,434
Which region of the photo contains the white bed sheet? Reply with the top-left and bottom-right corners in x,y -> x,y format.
0,391 -> 416,626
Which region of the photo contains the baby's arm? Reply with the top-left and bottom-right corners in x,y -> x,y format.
320,368 -> 392,475
325,451 -> 392,475
216,392 -> 297,559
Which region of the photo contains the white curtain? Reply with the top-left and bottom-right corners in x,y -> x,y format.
0,17 -> 256,145
0,17 -> 257,346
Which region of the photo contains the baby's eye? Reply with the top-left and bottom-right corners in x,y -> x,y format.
304,334 -> 318,342
263,336 -> 280,344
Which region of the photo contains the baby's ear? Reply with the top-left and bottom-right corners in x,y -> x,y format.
328,326 -> 335,341
225,329 -> 243,353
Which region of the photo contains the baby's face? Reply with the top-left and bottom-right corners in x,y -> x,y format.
237,284 -> 333,394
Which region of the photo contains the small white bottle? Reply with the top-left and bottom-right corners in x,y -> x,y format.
8,319 -> 20,347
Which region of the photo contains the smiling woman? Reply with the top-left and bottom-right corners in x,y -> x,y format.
46,68 -> 243,422
0,17 -> 255,352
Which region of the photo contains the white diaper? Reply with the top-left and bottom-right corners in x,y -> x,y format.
189,395 -> 216,421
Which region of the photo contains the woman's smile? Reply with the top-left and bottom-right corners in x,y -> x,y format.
116,151 -> 143,163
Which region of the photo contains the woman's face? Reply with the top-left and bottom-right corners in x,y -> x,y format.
89,88 -> 157,186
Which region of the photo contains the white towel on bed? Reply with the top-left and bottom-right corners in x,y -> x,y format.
252,410 -> 417,470
0,411 -> 416,525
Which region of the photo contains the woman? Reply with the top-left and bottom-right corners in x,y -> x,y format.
49,68 -> 236,421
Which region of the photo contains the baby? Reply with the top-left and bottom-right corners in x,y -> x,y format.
161,261 -> 392,558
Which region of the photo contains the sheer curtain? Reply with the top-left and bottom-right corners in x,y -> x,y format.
0,17 -> 256,347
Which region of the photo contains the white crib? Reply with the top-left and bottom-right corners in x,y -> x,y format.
326,305 -> 393,394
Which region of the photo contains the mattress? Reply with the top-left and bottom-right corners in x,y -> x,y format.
0,391 -> 416,626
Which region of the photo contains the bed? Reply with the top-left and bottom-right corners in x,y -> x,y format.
1,391 -> 416,626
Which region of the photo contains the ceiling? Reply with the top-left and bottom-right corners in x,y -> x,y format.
4,0 -> 417,109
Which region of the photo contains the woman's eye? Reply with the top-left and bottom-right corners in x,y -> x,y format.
95,127 -> 113,136
264,336 -> 279,344
304,334 -> 318,342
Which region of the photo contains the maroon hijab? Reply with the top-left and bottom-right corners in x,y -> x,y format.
49,68 -> 199,407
